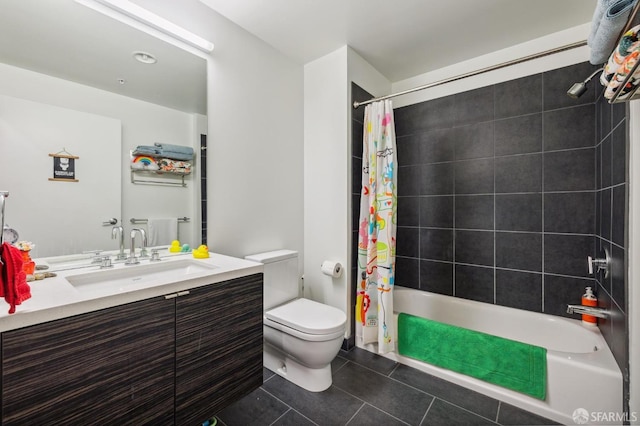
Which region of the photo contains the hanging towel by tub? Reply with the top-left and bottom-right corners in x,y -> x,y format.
0,243 -> 32,314
600,24 -> 640,85
588,0 -> 639,64
605,43 -> 640,99
148,218 -> 178,246
153,143 -> 194,161
599,24 -> 640,99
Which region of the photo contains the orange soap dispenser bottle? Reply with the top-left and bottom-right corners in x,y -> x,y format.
581,287 -> 598,326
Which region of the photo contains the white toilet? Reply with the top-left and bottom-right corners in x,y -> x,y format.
245,250 -> 347,392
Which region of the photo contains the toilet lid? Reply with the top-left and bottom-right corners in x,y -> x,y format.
265,298 -> 346,335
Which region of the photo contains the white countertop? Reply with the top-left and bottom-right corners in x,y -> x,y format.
0,251 -> 263,333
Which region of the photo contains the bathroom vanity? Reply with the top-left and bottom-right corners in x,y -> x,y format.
0,252 -> 263,425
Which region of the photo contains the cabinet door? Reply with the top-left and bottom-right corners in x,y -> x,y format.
2,297 -> 175,425
175,273 -> 263,425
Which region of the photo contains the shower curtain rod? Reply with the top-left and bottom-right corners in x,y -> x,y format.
353,40 -> 587,109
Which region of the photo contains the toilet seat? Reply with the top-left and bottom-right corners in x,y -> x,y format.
264,298 -> 346,342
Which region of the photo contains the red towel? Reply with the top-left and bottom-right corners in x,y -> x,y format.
0,243 -> 32,314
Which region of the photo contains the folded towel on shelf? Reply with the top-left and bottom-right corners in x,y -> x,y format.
154,143 -> 194,161
159,152 -> 193,161
130,155 -> 159,171
158,158 -> 192,174
0,243 -> 32,314
148,218 -> 178,246
132,145 -> 161,157
589,0 -> 639,64
154,143 -> 194,156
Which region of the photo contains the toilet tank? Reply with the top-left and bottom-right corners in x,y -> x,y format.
245,250 -> 299,310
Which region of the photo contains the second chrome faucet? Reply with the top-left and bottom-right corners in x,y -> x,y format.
125,228 -> 148,265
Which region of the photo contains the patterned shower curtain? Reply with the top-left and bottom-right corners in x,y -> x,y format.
356,99 -> 397,354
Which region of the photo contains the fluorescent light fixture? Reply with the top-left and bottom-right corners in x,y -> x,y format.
76,0 -> 214,53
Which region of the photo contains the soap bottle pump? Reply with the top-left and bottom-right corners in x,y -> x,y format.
581,287 -> 598,326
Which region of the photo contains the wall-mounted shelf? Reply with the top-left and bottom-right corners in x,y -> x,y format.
129,149 -> 193,187
130,169 -> 188,187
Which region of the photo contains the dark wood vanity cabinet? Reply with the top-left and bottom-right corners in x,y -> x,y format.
1,296 -> 176,425
175,273 -> 263,424
1,273 -> 263,425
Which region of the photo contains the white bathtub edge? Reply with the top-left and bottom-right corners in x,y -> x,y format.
356,287 -> 624,425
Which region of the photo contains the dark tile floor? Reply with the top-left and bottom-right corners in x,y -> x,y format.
215,347 -> 561,426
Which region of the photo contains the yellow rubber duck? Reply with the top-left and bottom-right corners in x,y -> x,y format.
169,240 -> 182,253
193,244 -> 210,259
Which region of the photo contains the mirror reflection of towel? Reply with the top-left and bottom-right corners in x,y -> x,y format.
148,218 -> 178,246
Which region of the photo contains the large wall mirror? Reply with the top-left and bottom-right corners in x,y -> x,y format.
0,0 -> 207,258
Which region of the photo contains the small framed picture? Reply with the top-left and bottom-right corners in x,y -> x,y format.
49,151 -> 79,182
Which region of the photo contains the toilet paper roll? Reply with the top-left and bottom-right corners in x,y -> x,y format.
321,261 -> 343,278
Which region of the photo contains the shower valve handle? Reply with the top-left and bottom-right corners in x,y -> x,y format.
587,248 -> 610,278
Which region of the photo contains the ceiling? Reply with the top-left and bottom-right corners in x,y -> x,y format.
0,0 -> 596,112
199,0 -> 596,82
0,0 -> 207,115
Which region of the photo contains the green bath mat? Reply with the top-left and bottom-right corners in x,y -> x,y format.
397,313 -> 546,400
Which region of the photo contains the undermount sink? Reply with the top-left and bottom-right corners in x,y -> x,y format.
66,259 -> 218,295
41,253 -> 95,272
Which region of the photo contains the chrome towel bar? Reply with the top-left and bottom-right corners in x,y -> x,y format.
129,217 -> 189,224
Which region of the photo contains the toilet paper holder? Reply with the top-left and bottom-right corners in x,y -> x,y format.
321,261 -> 343,278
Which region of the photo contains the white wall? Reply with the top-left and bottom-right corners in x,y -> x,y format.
303,47 -> 348,313
0,94 -> 121,257
303,46 -> 391,334
0,62 -> 198,251
131,0 -> 305,262
348,48 -> 392,101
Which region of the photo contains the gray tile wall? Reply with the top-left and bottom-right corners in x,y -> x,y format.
350,61 -> 628,378
390,61 -> 606,316
595,89 -> 629,384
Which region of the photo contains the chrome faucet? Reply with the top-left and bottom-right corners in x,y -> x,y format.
566,304 -> 610,319
87,250 -> 104,264
111,226 -> 127,260
125,228 -> 148,265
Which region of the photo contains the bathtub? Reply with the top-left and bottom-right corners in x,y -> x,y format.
358,287 -> 623,425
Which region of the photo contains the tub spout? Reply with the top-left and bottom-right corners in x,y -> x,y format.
566,304 -> 609,319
